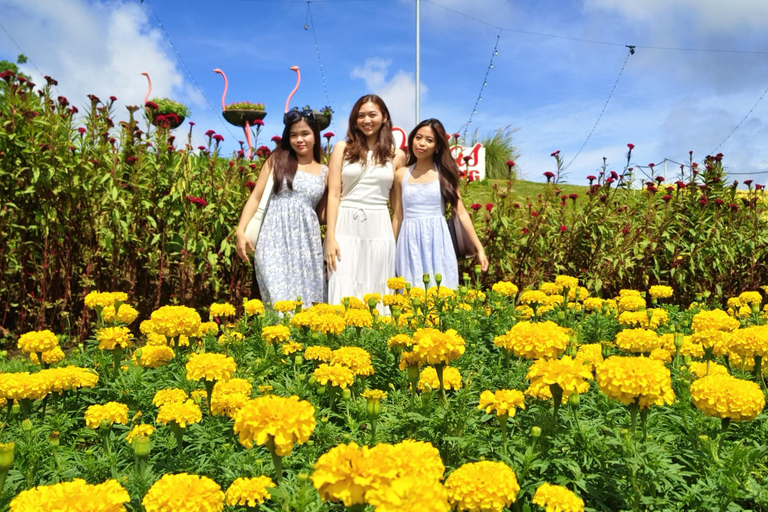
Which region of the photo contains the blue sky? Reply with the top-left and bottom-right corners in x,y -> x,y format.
2,0 -> 768,185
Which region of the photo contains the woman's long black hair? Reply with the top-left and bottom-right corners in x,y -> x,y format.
271,115 -> 322,193
405,118 -> 460,208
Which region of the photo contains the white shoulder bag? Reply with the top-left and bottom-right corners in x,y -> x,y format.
245,170 -> 275,249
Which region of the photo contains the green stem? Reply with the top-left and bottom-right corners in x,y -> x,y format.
435,364 -> 447,404
171,421 -> 185,457
499,415 -> 508,457
112,346 -> 124,379
204,379 -> 216,416
629,401 -> 639,437
266,436 -> 283,484
640,407 -> 649,443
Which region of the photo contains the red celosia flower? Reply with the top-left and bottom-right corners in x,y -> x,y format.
197,146 -> 206,151
506,160 -> 515,168
213,134 -> 224,143
543,171 -> 555,181
648,163 -> 655,169
271,136 -> 282,143
569,193 -> 578,200
485,203 -> 493,212
205,130 -> 215,137
254,119 -> 264,127
323,132 -> 334,139
662,195 -> 672,202
109,95 -> 117,102
586,175 -> 597,182
185,195 -> 207,207
699,196 -> 708,205
470,203 -> 482,212
559,225 -> 567,233
714,198 -> 724,205
550,150 -> 560,157
452,133 -> 460,139
655,176 -> 664,182
531,211 -> 539,217
145,101 -> 158,109
646,185 -> 657,194
125,156 -> 138,165
77,127 -> 86,135
522,228 -> 529,234
245,181 -> 256,189
743,180 -> 753,187
627,143 -> 635,150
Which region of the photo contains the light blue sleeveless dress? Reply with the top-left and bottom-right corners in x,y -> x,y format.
395,166 -> 459,289
255,166 -> 327,306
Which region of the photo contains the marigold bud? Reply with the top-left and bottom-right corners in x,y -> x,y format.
531,426 -> 542,438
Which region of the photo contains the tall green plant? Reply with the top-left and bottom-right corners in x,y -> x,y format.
470,126 -> 519,180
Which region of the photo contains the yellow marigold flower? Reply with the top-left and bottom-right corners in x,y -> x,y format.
314,363 -> 355,389
686,361 -> 729,379
310,303 -> 344,316
690,374 -> 765,422
102,305 -> 117,323
311,442 -> 400,506
619,289 -> 641,297
195,321 -> 219,337
496,321 -> 569,360
575,344 -> 603,370
345,309 -> 374,328
738,291 -> 763,306
150,305 -> 202,338
398,350 -> 423,370
304,345 -> 332,362
648,285 -> 673,300
649,348 -> 673,364
116,304 -> 138,325
409,287 -> 426,300
29,346 -> 65,365
0,372 -> 52,400
211,390 -> 250,418
136,345 -> 174,368
17,329 -> 59,354
218,331 -> 245,345
84,291 -> 125,310
362,389 -> 388,401
261,324 -> 291,344
555,275 -> 579,290
445,460 -> 520,512
186,353 -> 236,382
464,289 -> 486,302
411,328 -> 465,366
157,399 -> 202,428
310,313 -> 346,335
273,300 -> 297,313
153,388 -> 188,407
596,356 -> 674,409
331,347 -> 375,376
10,478 -> 130,512
492,281 -> 519,296
282,341 -> 303,355
418,366 -> 462,392
520,290 -> 548,305
96,326 -> 133,351
145,333 -> 168,347
125,424 -> 155,443
690,329 -> 733,355
291,311 -> 314,328
543,294 -> 564,307
618,295 -> 646,312
142,473 -> 224,512
241,300 -> 264,317
364,293 -> 382,304
367,476 -> 450,512
390,439 -> 445,481
532,483 -> 585,512
84,402 -> 129,429
387,277 -> 407,290
210,302 -> 236,319
525,356 -> 593,403
515,305 -> 534,320
225,476 -> 276,507
383,294 -> 407,307
140,319 -> 156,335
233,395 -> 316,455
729,325 -> 768,358
540,282 -> 559,295
478,389 -> 525,417
583,297 -> 604,312
258,385 -> 273,395
43,366 -> 98,393
618,309 -> 668,329
615,328 -> 661,353
387,334 -> 413,350
691,309 -> 740,333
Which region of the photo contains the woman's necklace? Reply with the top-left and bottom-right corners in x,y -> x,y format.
411,166 -> 436,181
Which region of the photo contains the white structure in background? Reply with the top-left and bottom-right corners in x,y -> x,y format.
392,127 -> 487,180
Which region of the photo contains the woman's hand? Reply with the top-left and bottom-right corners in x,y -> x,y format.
235,230 -> 255,262
476,249 -> 489,272
326,236 -> 341,272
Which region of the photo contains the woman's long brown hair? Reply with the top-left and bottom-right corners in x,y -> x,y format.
344,94 -> 395,166
271,116 -> 322,193
405,118 -> 460,208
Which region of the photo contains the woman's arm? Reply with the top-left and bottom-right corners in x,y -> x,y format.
235,158 -> 273,262
393,147 -> 407,170
455,191 -> 489,271
325,141 -> 346,272
391,167 -> 406,240
315,169 -> 329,225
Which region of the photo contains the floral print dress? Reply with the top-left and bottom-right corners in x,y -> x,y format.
255,166 -> 327,306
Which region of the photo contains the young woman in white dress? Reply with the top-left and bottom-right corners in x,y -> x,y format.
391,118 -> 488,289
325,95 -> 407,308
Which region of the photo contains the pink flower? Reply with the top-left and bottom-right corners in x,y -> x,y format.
213,134 -> 224,143
586,175 -> 597,182
627,143 -> 635,150
522,228 -> 529,235
254,119 -> 264,127
531,211 -> 539,217
185,195 -> 207,207
506,160 -> 515,168
271,135 -> 282,144
205,130 -> 215,137
470,203 -> 482,212
559,225 -> 567,233
77,127 -> 86,135
550,150 -> 560,157
323,132 -> 335,140
543,171 -> 555,181
485,203 -> 494,212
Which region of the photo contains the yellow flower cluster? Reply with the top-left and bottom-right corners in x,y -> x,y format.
17,329 -> 59,354
418,366 -> 462,391
145,332 -> 167,347
44,366 -> 98,393
387,277 -> 407,290
367,475 -> 450,512
290,311 -> 313,328
233,395 -> 316,455
619,289 -> 642,297
260,324 -> 290,344
314,363 -> 355,389
387,334 -> 413,350
113,304 -> 139,325
444,460 -> 520,512
614,328 -> 661,353
331,347 -> 375,376
125,424 -> 155,443
345,309 -> 373,328
738,291 -> 763,306
575,344 -> 603,370
218,332 -> 244,345
690,330 -> 732,355
244,299 -> 265,316
555,275 -> 579,290
583,297 -> 605,312
150,305 -> 202,338
618,295 -> 646,312
362,389 -> 388,401
691,309 -> 739,333
209,302 -> 236,319
491,281 -> 519,297
729,325 -> 768,358
186,353 -> 236,382
282,340 -> 303,355
84,291 -> 127,310
84,402 -> 129,429
410,328 -> 465,366
211,378 -> 252,418
686,361 -> 729,378
532,483 -> 585,512
659,334 -> 704,359
648,285 -> 673,299
478,389 -> 525,417
142,473 -> 224,512
310,313 -> 346,335
364,293 -> 382,304
649,348 -> 673,364
526,356 -> 593,403
383,293 -> 407,308
495,321 -> 569,360
96,326 -> 133,351
618,309 -> 668,329
136,345 -> 174,368
0,372 -> 51,401
10,478 -> 130,512
690,374 -> 765,422
157,399 -> 202,428
274,300 -> 297,313
196,321 -> 220,336
153,388 -> 188,407
304,345 -> 332,362
519,290 -> 547,305
596,356 -> 674,409
29,346 -> 65,366
225,476 -> 276,507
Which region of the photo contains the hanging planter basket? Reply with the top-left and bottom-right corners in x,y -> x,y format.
145,98 -> 190,130
222,109 -> 267,128
315,112 -> 332,131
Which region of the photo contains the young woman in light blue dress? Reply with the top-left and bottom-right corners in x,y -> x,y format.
391,118 -> 488,289
235,112 -> 327,305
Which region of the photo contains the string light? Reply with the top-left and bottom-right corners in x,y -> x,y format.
305,2 -> 337,133
463,32 -> 500,141
711,81 -> 768,155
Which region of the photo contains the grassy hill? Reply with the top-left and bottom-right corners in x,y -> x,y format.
462,179 -> 587,205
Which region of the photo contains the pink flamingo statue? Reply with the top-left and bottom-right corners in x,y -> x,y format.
284,66 -> 301,114
141,71 -> 152,105
213,68 -> 258,158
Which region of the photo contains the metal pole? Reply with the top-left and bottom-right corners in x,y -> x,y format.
415,0 -> 420,125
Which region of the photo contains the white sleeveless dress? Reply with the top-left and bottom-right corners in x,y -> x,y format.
328,151 -> 395,310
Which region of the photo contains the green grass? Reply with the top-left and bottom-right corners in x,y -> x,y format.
463,179 -> 587,205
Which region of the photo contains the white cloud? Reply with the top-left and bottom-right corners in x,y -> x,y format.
350,57 -> 427,132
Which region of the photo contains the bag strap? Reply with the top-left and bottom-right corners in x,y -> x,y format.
254,169 -> 275,219
341,156 -> 371,199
